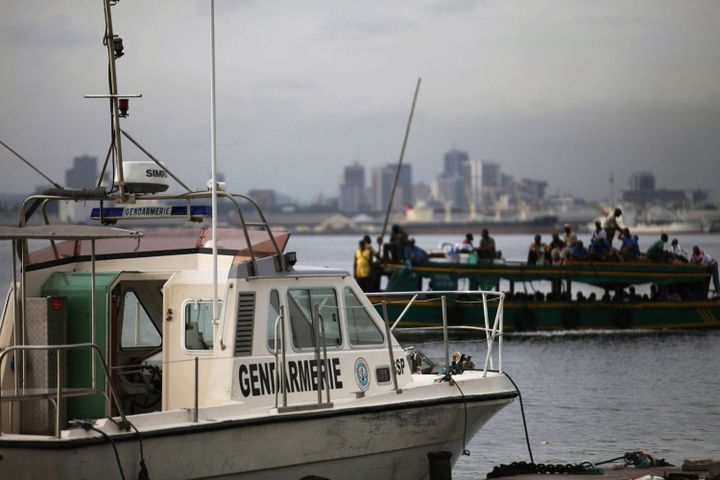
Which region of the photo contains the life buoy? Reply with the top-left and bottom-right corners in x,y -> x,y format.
514,307 -> 538,332
561,308 -> 581,330
613,308 -> 633,329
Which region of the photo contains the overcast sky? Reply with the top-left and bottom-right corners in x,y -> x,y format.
2,0 -> 719,202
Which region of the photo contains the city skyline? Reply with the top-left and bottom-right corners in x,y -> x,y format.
2,1 -> 720,201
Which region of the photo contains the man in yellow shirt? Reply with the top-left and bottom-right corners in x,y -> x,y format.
354,239 -> 372,291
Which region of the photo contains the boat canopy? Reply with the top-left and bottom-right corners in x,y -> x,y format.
17,226 -> 288,266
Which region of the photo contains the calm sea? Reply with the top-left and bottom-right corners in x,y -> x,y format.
1,233 -> 718,478
286,233 -> 720,478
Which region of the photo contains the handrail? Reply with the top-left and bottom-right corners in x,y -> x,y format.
0,343 -> 129,438
275,303 -> 333,413
17,189 -> 287,277
367,289 -> 505,377
273,308 -> 287,409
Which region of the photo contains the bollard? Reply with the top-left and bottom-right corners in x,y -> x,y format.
428,450 -> 453,480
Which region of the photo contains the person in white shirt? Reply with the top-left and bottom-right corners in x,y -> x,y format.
669,238 -> 688,262
691,246 -> 719,295
603,208 -> 624,244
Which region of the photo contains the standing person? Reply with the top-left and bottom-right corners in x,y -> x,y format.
591,220 -> 607,243
363,234 -> 380,291
477,229 -> 496,261
354,239 -> 372,291
691,246 -> 719,295
603,208 -> 624,244
548,232 -> 564,265
388,224 -> 408,263
403,238 -> 427,272
363,234 -> 378,264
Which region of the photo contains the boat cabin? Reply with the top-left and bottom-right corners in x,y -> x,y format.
0,224 -> 411,436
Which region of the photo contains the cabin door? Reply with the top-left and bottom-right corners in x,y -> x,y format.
109,273 -> 169,415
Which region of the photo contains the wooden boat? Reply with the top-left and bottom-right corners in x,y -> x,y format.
373,259 -> 720,331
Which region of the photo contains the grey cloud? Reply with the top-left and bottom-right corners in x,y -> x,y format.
314,14 -> 418,43
2,15 -> 95,47
249,80 -> 318,93
421,0 -> 483,16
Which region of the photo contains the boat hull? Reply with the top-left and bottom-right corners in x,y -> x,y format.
381,299 -> 720,332
0,393 -> 513,479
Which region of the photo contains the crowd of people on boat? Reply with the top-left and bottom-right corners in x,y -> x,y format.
353,210 -> 718,296
522,207 -> 719,296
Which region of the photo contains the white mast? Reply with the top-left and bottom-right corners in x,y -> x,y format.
210,0 -> 219,323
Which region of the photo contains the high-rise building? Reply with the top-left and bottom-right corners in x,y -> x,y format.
434,150 -> 475,209
623,171 -> 686,206
371,164 -> 412,212
338,162 -> 366,212
628,172 -> 655,192
481,162 -> 500,188
65,155 -> 98,188
443,149 -> 469,177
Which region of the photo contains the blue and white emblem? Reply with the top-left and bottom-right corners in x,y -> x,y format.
354,357 -> 370,391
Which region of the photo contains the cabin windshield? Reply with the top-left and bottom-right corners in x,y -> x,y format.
343,287 -> 384,346
288,288 -> 341,349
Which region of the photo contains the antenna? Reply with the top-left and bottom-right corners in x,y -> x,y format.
210,0 -> 220,324
101,0 -> 125,198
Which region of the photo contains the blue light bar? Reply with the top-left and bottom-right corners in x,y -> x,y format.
90,205 -> 212,221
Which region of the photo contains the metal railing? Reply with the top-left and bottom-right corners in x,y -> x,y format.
366,290 -> 505,376
0,343 -> 129,438
272,304 -> 334,413
19,189 -> 287,276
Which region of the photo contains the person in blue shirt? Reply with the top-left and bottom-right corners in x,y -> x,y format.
403,238 -> 427,272
588,237 -> 611,261
619,228 -> 640,260
567,240 -> 588,261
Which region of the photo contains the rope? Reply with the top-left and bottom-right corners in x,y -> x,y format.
79,421 -> 126,480
449,378 -> 471,456
502,371 -> 534,464
126,419 -> 151,480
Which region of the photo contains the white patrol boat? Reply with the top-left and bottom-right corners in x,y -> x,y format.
0,1 -> 517,478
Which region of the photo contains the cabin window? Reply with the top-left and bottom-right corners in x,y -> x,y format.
344,287 -> 384,346
184,300 -> 219,351
121,290 -> 161,349
266,290 -> 281,351
287,288 -> 341,349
